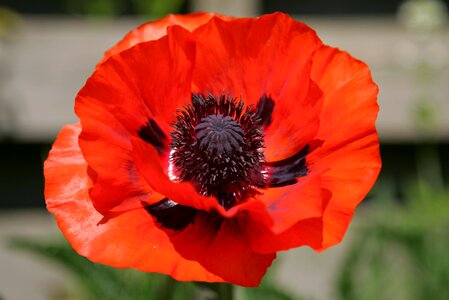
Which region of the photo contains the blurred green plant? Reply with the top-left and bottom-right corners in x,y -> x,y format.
64,0 -> 185,18
65,0 -> 124,17
336,175 -> 449,300
132,0 -> 185,19
10,238 -> 298,300
0,6 -> 21,38
237,281 -> 298,300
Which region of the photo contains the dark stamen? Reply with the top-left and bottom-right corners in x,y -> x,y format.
144,198 -> 196,231
170,94 -> 265,209
138,119 -> 166,153
255,95 -> 275,127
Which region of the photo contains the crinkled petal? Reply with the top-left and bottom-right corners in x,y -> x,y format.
99,12 -> 231,65
244,46 -> 380,253
256,171 -> 329,234
244,217 -> 325,254
169,212 -> 276,287
45,124 -> 223,282
75,26 -> 195,214
307,46 -> 381,251
192,12 -> 323,161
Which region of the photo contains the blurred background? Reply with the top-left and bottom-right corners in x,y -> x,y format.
0,0 -> 448,299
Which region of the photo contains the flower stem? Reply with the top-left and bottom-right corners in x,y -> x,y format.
160,276 -> 176,300
218,283 -> 234,300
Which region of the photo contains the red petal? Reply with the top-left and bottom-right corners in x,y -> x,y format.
75,26 -> 195,214
45,124 -> 224,282
237,174 -> 330,253
100,12 -> 230,65
263,79 -> 322,161
257,172 -> 329,234
244,217 -> 325,254
77,25 -> 195,134
241,46 -> 380,254
264,47 -> 381,252
307,134 -> 381,251
191,12 -> 323,160
307,46 -> 381,251
311,46 -> 379,145
131,137 -> 222,212
170,212 -> 276,287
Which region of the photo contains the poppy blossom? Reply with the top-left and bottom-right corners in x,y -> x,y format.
44,12 -> 381,286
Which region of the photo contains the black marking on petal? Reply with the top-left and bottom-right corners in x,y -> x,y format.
256,145 -> 309,188
138,119 -> 166,152
145,198 -> 196,231
255,95 -> 275,126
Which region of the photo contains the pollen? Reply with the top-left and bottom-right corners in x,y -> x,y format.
170,94 -> 265,208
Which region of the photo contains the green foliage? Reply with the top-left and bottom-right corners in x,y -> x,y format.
65,0 -> 124,17
0,6 -> 21,38
132,0 -> 185,18
64,0 -> 185,18
235,272 -> 299,300
239,283 -> 297,300
336,179 -> 449,300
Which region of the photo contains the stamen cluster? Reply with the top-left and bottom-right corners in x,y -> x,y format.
170,94 -> 265,208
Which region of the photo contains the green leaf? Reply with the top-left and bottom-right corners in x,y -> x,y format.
335,177 -> 449,300
239,282 -> 297,300
132,0 -> 185,18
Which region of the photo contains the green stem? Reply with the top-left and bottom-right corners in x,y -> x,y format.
159,276 -> 176,300
218,283 -> 234,300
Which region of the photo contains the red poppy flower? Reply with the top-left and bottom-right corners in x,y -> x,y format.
44,12 -> 381,286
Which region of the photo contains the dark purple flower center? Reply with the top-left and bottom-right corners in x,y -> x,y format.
170,94 -> 264,208
195,114 -> 244,155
